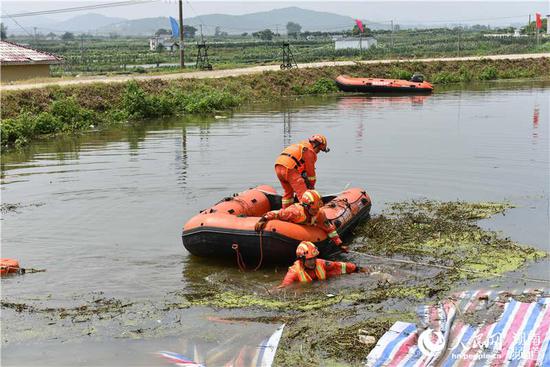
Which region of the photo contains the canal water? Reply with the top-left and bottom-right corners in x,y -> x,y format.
1,79 -> 548,366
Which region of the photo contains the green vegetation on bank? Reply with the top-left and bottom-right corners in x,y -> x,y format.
2,57 -> 549,148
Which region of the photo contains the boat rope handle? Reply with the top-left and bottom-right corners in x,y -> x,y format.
231,233 -> 265,272
253,232 -> 264,271
232,243 -> 247,272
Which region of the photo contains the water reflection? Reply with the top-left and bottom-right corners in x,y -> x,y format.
533,104 -> 539,144
127,122 -> 148,153
175,125 -> 188,188
336,95 -> 431,153
283,109 -> 292,147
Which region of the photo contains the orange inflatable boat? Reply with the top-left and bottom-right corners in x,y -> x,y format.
1,258 -> 21,276
335,74 -> 433,94
182,185 -> 372,265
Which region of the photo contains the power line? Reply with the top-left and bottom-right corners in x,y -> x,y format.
1,12 -> 33,37
1,1 -> 156,19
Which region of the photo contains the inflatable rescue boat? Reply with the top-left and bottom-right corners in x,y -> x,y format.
182,185 -> 371,266
335,74 -> 433,94
1,258 -> 20,276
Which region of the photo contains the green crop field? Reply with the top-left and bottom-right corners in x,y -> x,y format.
8,27 -> 550,76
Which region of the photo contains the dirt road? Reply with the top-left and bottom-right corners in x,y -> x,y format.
2,53 -> 549,92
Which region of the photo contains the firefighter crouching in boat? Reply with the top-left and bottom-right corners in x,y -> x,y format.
255,189 -> 349,252
275,134 -> 329,209
278,241 -> 369,288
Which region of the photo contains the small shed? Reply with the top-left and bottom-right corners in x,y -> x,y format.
149,35 -> 177,51
0,41 -> 62,83
334,37 -> 377,50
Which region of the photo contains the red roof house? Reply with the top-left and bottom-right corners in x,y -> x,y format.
0,40 -> 62,82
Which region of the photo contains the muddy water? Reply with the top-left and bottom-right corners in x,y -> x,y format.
1,79 -> 549,365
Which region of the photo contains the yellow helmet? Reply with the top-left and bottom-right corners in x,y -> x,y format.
300,189 -> 322,210
309,134 -> 329,152
296,241 -> 319,259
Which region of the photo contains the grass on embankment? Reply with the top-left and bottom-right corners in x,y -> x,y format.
1,57 -> 549,148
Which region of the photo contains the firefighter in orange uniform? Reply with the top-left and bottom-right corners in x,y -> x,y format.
278,241 -> 369,288
255,189 -> 349,252
274,134 -> 329,209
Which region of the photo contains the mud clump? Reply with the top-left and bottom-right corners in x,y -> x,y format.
1,202 -> 45,215
1,297 -> 132,322
1,203 -> 22,213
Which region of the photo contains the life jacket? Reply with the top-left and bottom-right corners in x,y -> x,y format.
299,140 -> 315,152
291,259 -> 327,282
275,143 -> 312,172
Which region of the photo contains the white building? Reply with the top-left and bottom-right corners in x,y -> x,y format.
483,29 -> 526,38
149,35 -> 177,51
334,37 -> 377,50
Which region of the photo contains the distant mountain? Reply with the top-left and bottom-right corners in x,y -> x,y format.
4,13 -> 127,35
56,13 -> 126,33
184,7 -> 359,35
97,7 -> 373,36
7,8 -> 384,37
98,16 -> 169,36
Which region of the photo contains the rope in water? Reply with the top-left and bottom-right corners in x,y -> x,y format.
1,267 -> 46,275
231,232 -> 264,272
349,251 -> 550,285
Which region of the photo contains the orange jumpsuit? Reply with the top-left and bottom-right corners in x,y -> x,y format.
279,259 -> 358,287
274,141 -> 317,208
263,204 -> 342,245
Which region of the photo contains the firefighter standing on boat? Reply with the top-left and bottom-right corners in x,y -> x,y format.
274,134 -> 329,209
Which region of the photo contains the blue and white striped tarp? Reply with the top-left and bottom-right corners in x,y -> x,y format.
366,289 -> 550,367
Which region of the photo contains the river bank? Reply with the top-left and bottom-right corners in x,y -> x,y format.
1,56 -> 549,148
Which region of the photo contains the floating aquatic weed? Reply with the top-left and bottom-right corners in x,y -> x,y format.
353,200 -> 547,281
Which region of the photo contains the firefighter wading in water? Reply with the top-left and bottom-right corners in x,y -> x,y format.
278,241 -> 369,288
275,134 -> 329,209
255,189 -> 349,252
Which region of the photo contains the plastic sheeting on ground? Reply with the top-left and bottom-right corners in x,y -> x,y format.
366,289 -> 550,366
158,323 -> 285,367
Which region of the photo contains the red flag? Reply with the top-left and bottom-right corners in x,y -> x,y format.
536,13 -> 542,29
355,19 -> 365,33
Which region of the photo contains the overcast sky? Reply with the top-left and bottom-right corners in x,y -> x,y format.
1,1 -> 548,25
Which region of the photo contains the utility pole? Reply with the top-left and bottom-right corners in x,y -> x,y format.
33,27 -> 37,45
359,31 -> 363,55
457,26 -> 461,57
178,0 -> 185,68
390,20 -> 394,48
